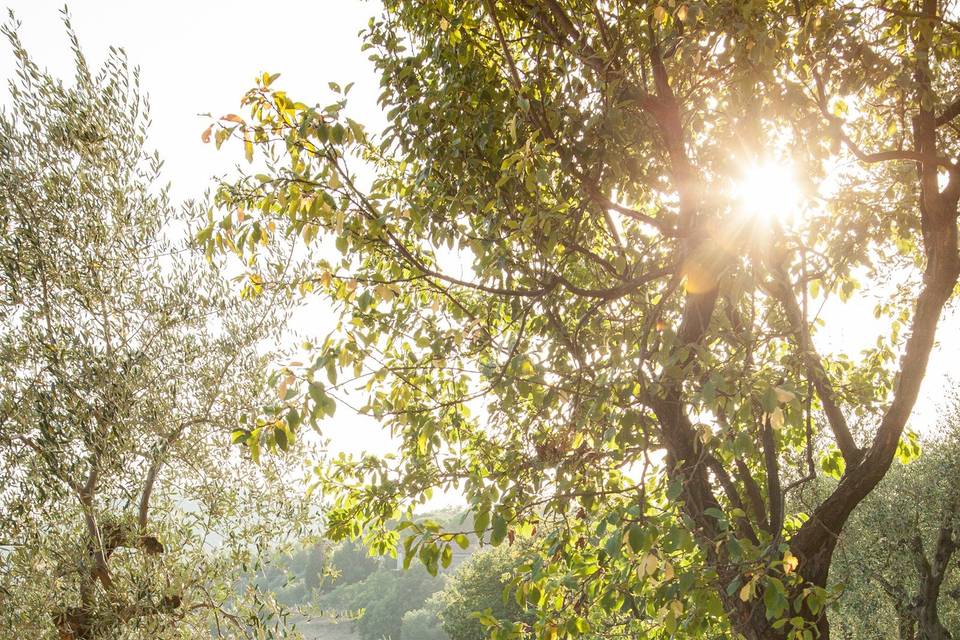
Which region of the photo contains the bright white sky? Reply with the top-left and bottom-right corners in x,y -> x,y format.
0,1 -> 386,202
0,0 -> 955,472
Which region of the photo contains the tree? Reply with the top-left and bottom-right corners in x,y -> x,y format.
318,566 -> 444,640
0,13 -> 309,639
435,545 -> 534,640
328,539 -> 384,588
203,1 -> 960,638
827,411 -> 960,639
402,602 -> 449,640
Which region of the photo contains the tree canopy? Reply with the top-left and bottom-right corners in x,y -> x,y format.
0,13 -> 310,639
204,0 -> 960,638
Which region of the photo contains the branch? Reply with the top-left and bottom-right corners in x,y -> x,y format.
582,183 -> 681,236
811,67 -> 958,174
764,264 -> 861,466
912,533 -> 934,583
793,3 -> 960,562
735,458 -> 768,530
484,2 -> 678,238
76,456 -> 114,593
931,496 -> 959,580
706,454 -> 759,544
873,571 -> 908,603
761,415 -> 783,536
113,595 -> 182,623
936,97 -> 960,128
137,418 -> 209,531
839,132 -> 957,171
383,226 -> 560,298
482,0 -> 524,93
554,265 -> 674,300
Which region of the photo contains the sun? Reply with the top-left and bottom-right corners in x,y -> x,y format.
732,162 -> 803,224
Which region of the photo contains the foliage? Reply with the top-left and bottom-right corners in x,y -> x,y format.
250,537 -> 384,609
401,601 -> 449,640
329,539 -> 384,589
318,566 -> 445,640
255,540 -> 334,605
435,544 -> 534,640
303,540 -> 331,596
204,1 -> 960,638
825,405 -> 960,639
0,12 -> 310,639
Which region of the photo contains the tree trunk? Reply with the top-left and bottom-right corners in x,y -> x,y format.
722,535 -> 837,640
917,606 -> 951,640
899,611 -> 917,640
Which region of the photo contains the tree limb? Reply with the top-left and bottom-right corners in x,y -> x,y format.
764,264 -> 861,466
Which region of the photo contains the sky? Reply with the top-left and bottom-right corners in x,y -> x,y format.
1,1 -> 386,202
1,0 -> 956,469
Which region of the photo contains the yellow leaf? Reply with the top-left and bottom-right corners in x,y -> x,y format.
221,113 -> 245,124
654,5 -> 668,22
639,552 -> 659,577
783,550 -> 799,574
662,560 -> 675,581
201,125 -> 213,144
670,600 -> 683,617
739,581 -> 753,602
375,284 -> 395,302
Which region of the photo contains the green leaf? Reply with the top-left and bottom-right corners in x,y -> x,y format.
763,577 -> 788,620
627,523 -> 645,553
474,508 -> 490,538
286,408 -> 301,431
490,514 -> 508,546
896,429 -> 922,464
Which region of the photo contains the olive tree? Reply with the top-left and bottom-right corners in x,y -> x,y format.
0,13 -> 309,639
827,408 -> 960,640
203,1 -> 960,638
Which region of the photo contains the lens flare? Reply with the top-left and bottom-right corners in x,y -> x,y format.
733,163 -> 802,224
